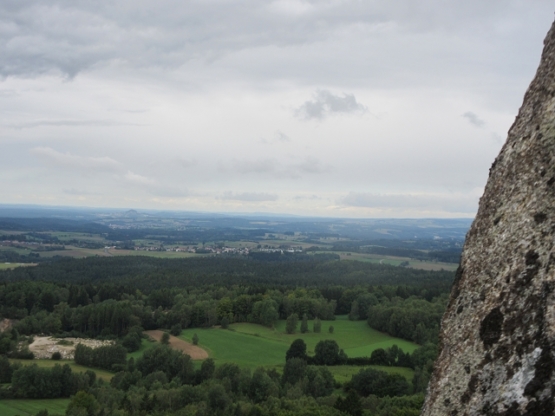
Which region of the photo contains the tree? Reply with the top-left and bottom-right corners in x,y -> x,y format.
51,351 -> 62,360
314,340 -> 340,365
285,313 -> 299,334
170,324 -> 182,336
161,332 -> 170,345
282,357 -> 307,385
300,313 -> 309,334
334,390 -> 363,416
220,316 -> 229,329
66,391 -> 100,416
286,339 -> 307,361
328,325 -> 334,334
369,348 -> 388,365
192,333 -> 199,345
313,317 -> 321,333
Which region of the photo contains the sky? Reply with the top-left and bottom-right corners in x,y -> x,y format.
1,0 -> 553,218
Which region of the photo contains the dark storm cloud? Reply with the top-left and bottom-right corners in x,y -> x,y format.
295,90 -> 366,120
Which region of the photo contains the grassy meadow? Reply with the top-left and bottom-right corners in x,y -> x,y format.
0,399 -> 69,416
179,316 -> 418,373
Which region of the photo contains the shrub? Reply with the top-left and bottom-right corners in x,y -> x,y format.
51,352 -> 62,360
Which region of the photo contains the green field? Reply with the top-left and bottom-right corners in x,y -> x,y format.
180,316 -> 418,370
0,399 -> 69,416
0,262 -> 37,270
128,337 -> 158,359
10,359 -> 114,381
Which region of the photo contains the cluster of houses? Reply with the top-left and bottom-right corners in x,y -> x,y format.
131,244 -> 304,255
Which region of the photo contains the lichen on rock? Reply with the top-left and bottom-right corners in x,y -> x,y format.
422,17 -> 555,416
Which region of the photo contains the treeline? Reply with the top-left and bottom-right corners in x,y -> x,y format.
0,255 -> 455,292
0,343 -> 428,415
366,295 -> 447,344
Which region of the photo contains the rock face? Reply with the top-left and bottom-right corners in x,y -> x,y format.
421,19 -> 555,416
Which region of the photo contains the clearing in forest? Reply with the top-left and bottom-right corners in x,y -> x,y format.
144,330 -> 208,360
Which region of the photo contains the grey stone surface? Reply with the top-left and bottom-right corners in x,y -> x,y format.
422,17 -> 555,416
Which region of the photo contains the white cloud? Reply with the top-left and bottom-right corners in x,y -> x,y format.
31,147 -> 123,172
219,191 -> 279,202
339,192 -> 480,213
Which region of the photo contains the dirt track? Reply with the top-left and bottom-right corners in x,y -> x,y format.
144,330 -> 209,360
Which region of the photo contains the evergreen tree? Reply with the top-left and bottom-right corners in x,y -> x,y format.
300,313 -> 309,333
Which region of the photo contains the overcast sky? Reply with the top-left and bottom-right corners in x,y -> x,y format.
1,0 -> 553,218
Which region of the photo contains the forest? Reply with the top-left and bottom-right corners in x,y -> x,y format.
0,253 -> 453,416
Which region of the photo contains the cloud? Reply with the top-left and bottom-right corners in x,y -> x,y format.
293,157 -> 332,174
230,158 -> 279,174
219,191 -> 278,202
222,156 -> 331,178
259,131 -> 291,145
295,90 -> 367,120
339,192 -> 479,213
31,147 -> 123,172
63,188 -> 98,196
462,111 -> 485,128
7,119 -> 140,129
124,171 -> 155,186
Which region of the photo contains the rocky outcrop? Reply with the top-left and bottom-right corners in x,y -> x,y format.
422,18 -> 555,416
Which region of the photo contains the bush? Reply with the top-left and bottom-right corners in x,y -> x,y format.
328,325 -> 334,334
192,333 -> 199,345
170,324 -> 182,336
51,352 -> 62,360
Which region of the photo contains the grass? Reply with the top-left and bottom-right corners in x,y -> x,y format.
9,359 -> 114,381
127,337 -> 158,360
0,399 -> 69,416
0,263 -> 37,270
179,316 -> 418,370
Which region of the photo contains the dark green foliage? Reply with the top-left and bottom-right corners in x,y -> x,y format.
74,343 -> 127,371
313,317 -> 321,333
0,355 -> 15,383
122,332 -> 142,352
367,295 -> 447,344
161,332 -> 170,345
305,366 -> 335,398
286,313 -> 299,334
347,368 -> 410,398
170,323 -> 182,336
220,316 -> 229,329
286,339 -> 307,361
66,390 -> 100,416
282,357 -> 307,385
135,344 -> 194,383
196,358 -> 215,383
300,313 -> 309,333
192,333 -> 199,345
51,351 -> 61,360
335,390 -> 363,416
11,363 -> 92,399
314,340 -> 341,365
328,325 -> 334,334
370,348 -> 389,365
